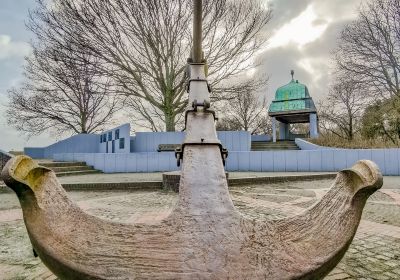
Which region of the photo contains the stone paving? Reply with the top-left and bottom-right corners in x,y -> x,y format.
0,178 -> 399,279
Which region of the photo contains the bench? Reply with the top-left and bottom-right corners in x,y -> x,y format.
157,144 -> 181,152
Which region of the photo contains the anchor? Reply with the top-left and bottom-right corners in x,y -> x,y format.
2,1 -> 383,279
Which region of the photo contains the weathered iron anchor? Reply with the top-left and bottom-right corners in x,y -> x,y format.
1,0 -> 383,279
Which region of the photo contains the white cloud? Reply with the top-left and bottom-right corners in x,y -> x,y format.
268,5 -> 330,49
0,34 -> 31,60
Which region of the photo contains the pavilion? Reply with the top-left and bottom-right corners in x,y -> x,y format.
269,70 -> 319,142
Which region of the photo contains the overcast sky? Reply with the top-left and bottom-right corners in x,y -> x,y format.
0,0 -> 363,151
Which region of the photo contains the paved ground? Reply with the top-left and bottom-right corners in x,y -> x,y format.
0,177 -> 399,279
0,171 -> 336,188
59,171 -> 337,184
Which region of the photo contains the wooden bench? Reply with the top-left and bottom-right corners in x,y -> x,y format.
157,144 -> 181,152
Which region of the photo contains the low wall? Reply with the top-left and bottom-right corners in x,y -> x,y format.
24,147 -> 45,159
251,135 -> 271,142
54,147 -> 400,175
226,149 -> 399,175
0,149 -> 12,172
295,138 -> 333,150
25,134 -> 100,159
132,131 -> 251,152
54,152 -> 178,173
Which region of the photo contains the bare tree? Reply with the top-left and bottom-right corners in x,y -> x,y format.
7,42 -> 121,136
318,75 -> 365,140
335,0 -> 400,100
216,81 -> 269,135
28,0 -> 271,131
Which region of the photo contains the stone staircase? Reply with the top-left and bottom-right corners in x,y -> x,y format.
251,141 -> 301,151
39,161 -> 102,177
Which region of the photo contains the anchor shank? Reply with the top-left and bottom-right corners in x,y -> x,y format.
192,0 -> 203,63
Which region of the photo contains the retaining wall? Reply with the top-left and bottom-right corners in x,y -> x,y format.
295,138 -> 333,150
54,147 -> 400,175
250,135 -> 271,142
226,149 -> 399,175
26,130 -> 252,159
131,131 -> 251,152
25,134 -> 100,159
54,152 -> 178,173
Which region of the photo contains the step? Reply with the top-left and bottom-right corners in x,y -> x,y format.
252,141 -> 295,143
251,145 -> 297,147
251,141 -> 300,151
251,148 -> 301,151
251,146 -> 300,148
251,142 -> 296,145
40,161 -> 87,168
50,166 -> 95,172
55,170 -> 102,177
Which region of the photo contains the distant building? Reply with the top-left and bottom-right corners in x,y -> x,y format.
269,70 -> 318,142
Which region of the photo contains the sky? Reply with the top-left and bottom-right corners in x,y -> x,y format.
0,0 -> 363,151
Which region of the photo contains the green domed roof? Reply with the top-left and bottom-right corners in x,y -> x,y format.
275,79 -> 310,101
269,71 -> 316,115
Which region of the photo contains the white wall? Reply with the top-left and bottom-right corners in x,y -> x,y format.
295,138 -> 333,150
226,149 -> 400,175
99,124 -> 131,154
54,152 -> 178,173
131,131 -> 251,152
54,148 -> 400,175
25,134 -> 100,159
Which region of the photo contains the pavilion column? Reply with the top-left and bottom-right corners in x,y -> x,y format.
310,113 -> 319,138
272,117 -> 277,143
279,122 -> 289,141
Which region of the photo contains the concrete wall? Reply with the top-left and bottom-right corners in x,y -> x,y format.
99,124 -> 131,154
25,134 -> 100,159
217,131 -> 251,151
54,147 -> 400,175
226,149 -> 400,175
0,149 -> 12,172
24,129 -> 252,159
132,132 -> 185,152
295,138 -> 332,150
24,148 -> 45,159
251,135 -> 272,142
132,131 -> 251,152
54,152 -> 178,173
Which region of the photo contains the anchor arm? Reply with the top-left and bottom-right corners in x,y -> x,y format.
248,160 -> 383,279
1,156 -> 182,279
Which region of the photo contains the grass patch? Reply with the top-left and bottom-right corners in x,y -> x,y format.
308,136 -> 400,149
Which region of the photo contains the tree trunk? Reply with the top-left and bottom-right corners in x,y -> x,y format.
349,116 -> 353,141
165,112 -> 176,132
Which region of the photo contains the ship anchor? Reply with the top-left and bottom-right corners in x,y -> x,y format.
2,1 -> 383,279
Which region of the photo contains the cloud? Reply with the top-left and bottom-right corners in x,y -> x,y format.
257,0 -> 363,105
267,0 -> 313,31
268,5 -> 330,49
0,34 -> 31,60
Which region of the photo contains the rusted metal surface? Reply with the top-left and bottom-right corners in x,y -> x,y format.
0,0 -> 384,278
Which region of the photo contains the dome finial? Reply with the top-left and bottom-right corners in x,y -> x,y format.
291,70 -> 295,81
